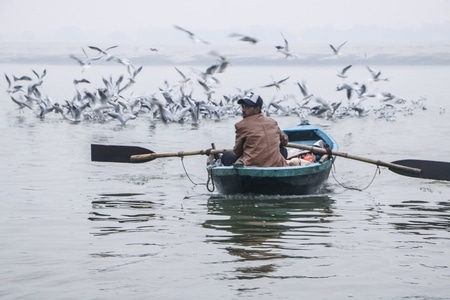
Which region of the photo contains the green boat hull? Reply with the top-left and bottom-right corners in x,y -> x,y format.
209,123 -> 338,195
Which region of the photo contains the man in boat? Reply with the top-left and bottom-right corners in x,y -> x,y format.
219,92 -> 289,167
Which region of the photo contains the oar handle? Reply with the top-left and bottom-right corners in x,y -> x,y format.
286,143 -> 422,175
130,149 -> 228,163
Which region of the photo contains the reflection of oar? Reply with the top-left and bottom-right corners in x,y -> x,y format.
286,143 -> 450,181
91,144 -> 227,163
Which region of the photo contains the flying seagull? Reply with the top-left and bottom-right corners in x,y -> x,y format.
367,66 -> 390,82
337,65 -> 352,78
174,25 -> 209,44
229,33 -> 258,44
261,76 -> 290,91
329,41 -> 347,56
88,45 -> 118,61
275,32 -> 295,58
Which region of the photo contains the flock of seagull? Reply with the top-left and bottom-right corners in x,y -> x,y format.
5,25 -> 430,126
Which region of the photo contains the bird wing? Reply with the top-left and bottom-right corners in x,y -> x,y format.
261,82 -> 276,88
329,44 -> 337,54
228,32 -> 243,37
174,25 -> 193,36
367,66 -> 380,78
88,46 -> 104,53
5,74 -> 11,87
338,41 -> 348,50
296,81 -> 309,96
69,54 -> 83,65
281,32 -> 289,51
342,65 -> 352,73
174,67 -> 187,79
277,76 -> 290,84
205,64 -> 219,75
105,45 -> 119,51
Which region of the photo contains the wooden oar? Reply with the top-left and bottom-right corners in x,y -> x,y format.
91,144 -> 228,163
130,149 -> 228,163
91,143 -> 450,181
286,142 -> 450,181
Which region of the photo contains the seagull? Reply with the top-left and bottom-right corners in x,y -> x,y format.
310,97 -> 332,117
354,83 -> 370,99
268,99 -> 290,116
336,82 -> 355,100
275,32 -> 295,58
32,69 -> 47,81
209,50 -> 230,73
336,65 -> 352,78
261,76 -> 290,91
151,98 -> 173,123
190,65 -> 220,86
127,64 -> 143,83
174,66 -> 191,86
64,99 -> 90,122
36,97 -> 57,119
10,95 -> 34,111
367,66 -> 389,82
88,45 -> 118,61
5,74 -> 23,94
329,41 -> 347,56
174,25 -> 209,44
73,78 -> 91,85
115,56 -> 135,72
13,75 -> 33,81
296,81 -> 314,103
228,33 -> 258,44
197,79 -> 215,101
69,48 -> 101,72
107,111 -> 136,125
173,105 -> 194,123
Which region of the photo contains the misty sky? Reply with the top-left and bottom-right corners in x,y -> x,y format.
1,0 -> 449,45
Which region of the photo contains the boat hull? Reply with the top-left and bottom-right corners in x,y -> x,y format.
211,160 -> 333,195
209,123 -> 338,195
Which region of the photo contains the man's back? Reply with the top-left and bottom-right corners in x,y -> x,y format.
233,114 -> 288,167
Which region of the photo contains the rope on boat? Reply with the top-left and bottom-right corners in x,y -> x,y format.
331,157 -> 381,191
180,156 -> 202,186
206,167 -> 215,192
179,156 -> 216,191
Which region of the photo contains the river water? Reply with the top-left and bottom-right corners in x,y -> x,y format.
1,43 -> 449,299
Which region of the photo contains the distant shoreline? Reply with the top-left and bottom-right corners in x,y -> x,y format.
1,42 -> 450,66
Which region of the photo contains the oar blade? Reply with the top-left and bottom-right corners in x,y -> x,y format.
389,159 -> 450,181
91,144 -> 154,163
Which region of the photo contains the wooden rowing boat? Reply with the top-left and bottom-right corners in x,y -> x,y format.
90,124 -> 449,186
207,122 -> 338,195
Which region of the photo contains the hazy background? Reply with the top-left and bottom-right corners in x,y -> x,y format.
1,0 -> 449,45
1,0 -> 450,68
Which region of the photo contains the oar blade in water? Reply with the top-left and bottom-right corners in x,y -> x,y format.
91,144 -> 154,163
389,159 -> 450,181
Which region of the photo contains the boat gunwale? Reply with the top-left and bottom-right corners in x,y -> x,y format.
209,159 -> 333,177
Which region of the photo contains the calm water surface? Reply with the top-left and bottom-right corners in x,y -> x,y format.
1,52 -> 449,299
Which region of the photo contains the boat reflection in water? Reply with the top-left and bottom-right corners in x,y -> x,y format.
203,194 -> 335,279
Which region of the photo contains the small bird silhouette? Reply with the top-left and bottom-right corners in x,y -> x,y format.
329,41 -> 347,56
174,25 -> 209,44
228,33 -> 258,44
337,65 -> 352,78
